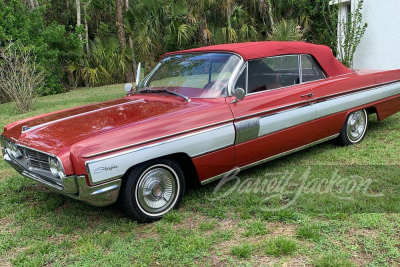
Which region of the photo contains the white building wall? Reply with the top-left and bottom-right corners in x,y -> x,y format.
337,0 -> 400,70
353,0 -> 400,70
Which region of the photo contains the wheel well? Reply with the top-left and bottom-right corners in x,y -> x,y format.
121,153 -> 200,187
366,106 -> 377,116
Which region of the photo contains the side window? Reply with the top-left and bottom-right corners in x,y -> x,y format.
247,55 -> 299,93
301,55 -> 326,82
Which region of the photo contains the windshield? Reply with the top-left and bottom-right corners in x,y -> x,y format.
136,53 -> 241,98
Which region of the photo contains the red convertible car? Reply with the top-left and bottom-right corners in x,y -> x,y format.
2,42 -> 400,222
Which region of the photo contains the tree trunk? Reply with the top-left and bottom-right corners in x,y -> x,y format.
83,1 -> 92,56
124,0 -> 137,82
76,0 -> 83,44
27,0 -> 39,10
267,0 -> 274,27
128,35 -> 137,81
115,0 -> 127,49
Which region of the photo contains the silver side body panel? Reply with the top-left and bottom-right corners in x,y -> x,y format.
86,124 -> 236,183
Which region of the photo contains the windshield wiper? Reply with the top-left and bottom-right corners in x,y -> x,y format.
138,89 -> 191,102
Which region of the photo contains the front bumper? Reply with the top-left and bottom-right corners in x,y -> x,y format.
3,153 -> 121,207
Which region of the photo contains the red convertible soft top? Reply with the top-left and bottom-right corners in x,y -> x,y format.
162,41 -> 353,77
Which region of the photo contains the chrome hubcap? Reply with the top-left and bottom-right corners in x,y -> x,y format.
137,167 -> 177,214
347,110 -> 367,142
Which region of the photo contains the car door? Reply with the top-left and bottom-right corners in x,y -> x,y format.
228,54 -> 317,167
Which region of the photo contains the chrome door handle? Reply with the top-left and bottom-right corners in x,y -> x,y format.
301,93 -> 314,98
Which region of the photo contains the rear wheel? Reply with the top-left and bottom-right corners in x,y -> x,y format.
337,109 -> 368,146
120,159 -> 185,222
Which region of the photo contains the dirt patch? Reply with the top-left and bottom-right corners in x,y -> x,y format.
47,233 -> 80,244
350,251 -> 374,266
346,228 -> 380,239
281,255 -> 311,266
0,168 -> 13,182
267,222 -> 297,238
0,217 -> 20,235
0,256 -> 13,267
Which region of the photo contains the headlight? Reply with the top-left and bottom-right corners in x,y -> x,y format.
5,141 -> 23,158
4,140 -> 11,155
11,143 -> 23,158
49,157 -> 65,178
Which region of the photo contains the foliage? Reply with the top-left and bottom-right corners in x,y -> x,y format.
0,43 -> 45,112
0,0 -> 82,96
0,0 -> 342,100
66,37 -> 131,87
268,19 -> 304,41
337,0 -> 368,68
300,0 -> 339,54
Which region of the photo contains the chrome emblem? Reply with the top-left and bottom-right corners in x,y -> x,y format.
22,125 -> 30,132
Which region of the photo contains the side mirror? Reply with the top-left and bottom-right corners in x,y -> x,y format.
232,88 -> 245,103
125,83 -> 133,93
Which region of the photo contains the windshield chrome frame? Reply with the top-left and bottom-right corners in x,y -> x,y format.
136,52 -> 244,98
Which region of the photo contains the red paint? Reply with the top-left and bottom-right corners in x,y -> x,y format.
2,42 -> 400,186
193,146 -> 235,182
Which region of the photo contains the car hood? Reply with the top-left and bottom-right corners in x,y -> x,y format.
3,97 -> 193,155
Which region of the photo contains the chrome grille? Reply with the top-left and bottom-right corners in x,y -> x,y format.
26,149 -> 50,171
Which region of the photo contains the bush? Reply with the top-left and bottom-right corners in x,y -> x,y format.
0,43 -> 45,112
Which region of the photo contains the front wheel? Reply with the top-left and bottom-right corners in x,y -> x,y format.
120,159 -> 185,222
337,109 -> 369,146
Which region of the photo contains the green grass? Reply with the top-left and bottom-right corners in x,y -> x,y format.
1,84 -> 400,266
296,223 -> 321,242
230,244 -> 253,259
265,237 -> 297,256
314,253 -> 355,267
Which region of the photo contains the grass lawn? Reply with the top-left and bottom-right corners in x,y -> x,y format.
1,84 -> 400,266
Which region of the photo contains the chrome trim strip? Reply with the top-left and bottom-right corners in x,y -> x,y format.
90,184 -> 119,195
22,99 -> 145,133
83,119 -> 234,158
190,143 -> 233,158
85,123 -> 236,184
200,134 -> 339,185
234,117 -> 260,144
298,54 -> 303,83
235,99 -> 311,120
313,79 -> 400,102
228,58 -> 245,96
75,176 -> 121,206
86,123 -> 233,163
315,81 -> 400,119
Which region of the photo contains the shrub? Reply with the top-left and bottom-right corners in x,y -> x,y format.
0,43 -> 44,112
